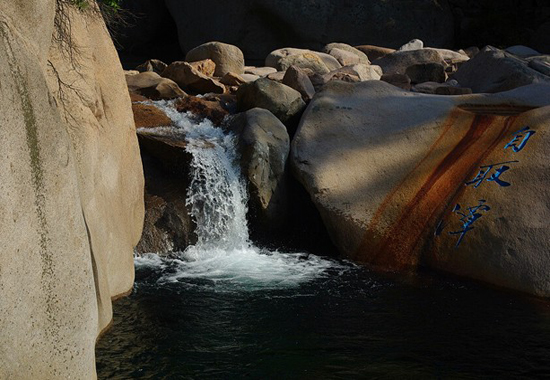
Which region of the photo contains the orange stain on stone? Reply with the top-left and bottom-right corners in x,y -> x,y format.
356,109 -> 518,271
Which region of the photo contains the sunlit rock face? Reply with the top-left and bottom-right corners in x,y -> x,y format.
0,1 -> 144,378
164,0 -> 455,64
292,80 -> 550,297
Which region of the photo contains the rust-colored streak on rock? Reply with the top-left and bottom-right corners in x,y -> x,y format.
358,111 -> 516,271
366,109 -> 462,237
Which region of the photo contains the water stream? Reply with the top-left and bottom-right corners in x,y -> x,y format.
136,101 -> 339,290
96,102 -> 550,379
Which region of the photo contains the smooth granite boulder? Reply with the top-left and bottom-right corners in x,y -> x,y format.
228,108 -> 290,232
185,41 -> 245,76
292,80 -> 550,297
1,3 -> 144,378
237,78 -> 306,125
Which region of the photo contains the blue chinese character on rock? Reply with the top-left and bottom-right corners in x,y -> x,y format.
449,200 -> 491,247
465,161 -> 519,188
505,126 -> 536,153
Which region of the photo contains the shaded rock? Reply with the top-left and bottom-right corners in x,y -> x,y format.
505,45 -> 541,58
412,81 -> 472,95
398,38 -> 424,51
185,41 -> 244,76
266,48 -> 341,72
528,58 -> 550,76
188,59 -> 216,77
227,108 -> 290,234
282,65 -> 316,102
245,66 -> 278,77
132,103 -> 173,129
292,79 -> 550,296
381,73 -> 412,90
355,45 -> 396,61
130,93 -> 150,102
162,61 -> 225,94
136,150 -> 196,254
463,46 -> 480,58
237,78 -> 306,126
175,95 -> 230,125
136,59 -> 168,74
126,71 -> 186,99
326,64 -> 383,82
453,46 -> 550,93
164,0 -> 454,64
406,62 -> 446,84
220,72 -> 246,86
373,49 -> 445,75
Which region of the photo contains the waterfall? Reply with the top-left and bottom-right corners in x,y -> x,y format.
136,100 -> 339,290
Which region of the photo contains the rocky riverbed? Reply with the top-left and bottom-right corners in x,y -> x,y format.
128,39 -> 550,298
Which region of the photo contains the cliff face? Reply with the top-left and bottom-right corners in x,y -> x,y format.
0,1 -> 144,378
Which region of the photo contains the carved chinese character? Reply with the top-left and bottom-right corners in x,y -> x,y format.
505,126 -> 536,153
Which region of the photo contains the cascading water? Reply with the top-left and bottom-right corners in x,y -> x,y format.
136,100 -> 339,290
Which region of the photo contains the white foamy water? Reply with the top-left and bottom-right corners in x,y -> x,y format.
135,100 -> 339,289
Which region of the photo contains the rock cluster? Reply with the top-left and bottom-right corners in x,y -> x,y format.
129,38 -> 550,298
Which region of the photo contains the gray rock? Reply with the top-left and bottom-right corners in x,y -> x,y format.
228,108 -> 290,232
398,38 -> 424,51
453,46 -> 550,93
505,45 -> 541,58
283,65 -> 316,102
528,58 -> 550,76
292,79 -> 550,296
381,73 -> 412,90
405,62 -> 446,84
373,48 -> 445,75
412,81 -> 472,95
185,41 -> 245,76
236,78 -> 306,124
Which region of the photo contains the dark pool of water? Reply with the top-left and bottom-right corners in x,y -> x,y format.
96,260 -> 550,379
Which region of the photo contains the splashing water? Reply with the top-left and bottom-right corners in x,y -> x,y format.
136,100 -> 340,290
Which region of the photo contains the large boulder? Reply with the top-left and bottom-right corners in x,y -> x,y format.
164,0 -> 454,64
292,80 -> 550,297
453,46 -> 550,93
227,108 -> 290,233
1,3 -> 144,378
236,78 -> 306,125
324,43 -> 370,66
373,48 -> 446,75
185,41 -> 245,76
